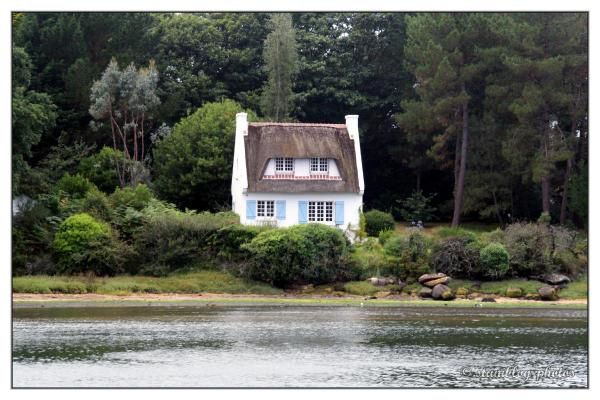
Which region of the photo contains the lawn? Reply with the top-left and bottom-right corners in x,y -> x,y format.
12,270 -> 282,295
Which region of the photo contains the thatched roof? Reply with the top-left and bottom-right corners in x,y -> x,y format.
244,122 -> 360,193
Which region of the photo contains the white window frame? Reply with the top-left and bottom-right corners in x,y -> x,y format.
310,158 -> 329,173
275,157 -> 294,173
257,200 -> 275,218
308,201 -> 334,223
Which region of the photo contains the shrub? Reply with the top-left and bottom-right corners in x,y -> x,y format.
430,238 -> 480,279
397,190 -> 437,223
378,229 -> 395,246
350,238 -> 392,279
55,172 -> 95,200
78,146 -> 123,193
502,223 -> 554,277
81,188 -> 112,221
436,226 -> 477,242
479,243 -> 510,280
53,213 -> 129,276
12,201 -> 54,275
211,224 -> 268,262
364,210 -> 395,237
110,183 -> 154,210
133,211 -> 238,275
242,224 -> 349,287
383,229 -> 430,280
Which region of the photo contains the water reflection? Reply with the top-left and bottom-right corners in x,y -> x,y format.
13,305 -> 587,388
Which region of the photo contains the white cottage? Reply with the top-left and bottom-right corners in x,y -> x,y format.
231,113 -> 365,236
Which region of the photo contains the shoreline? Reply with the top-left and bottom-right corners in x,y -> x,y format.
12,293 -> 588,309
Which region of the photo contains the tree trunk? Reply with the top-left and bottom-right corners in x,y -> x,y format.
541,176 -> 551,213
451,99 -> 469,227
559,119 -> 576,224
491,189 -> 504,227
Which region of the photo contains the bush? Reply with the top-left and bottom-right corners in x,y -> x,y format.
81,188 -> 112,221
12,201 -> 54,275
110,184 -> 154,210
53,213 -> 129,276
430,238 -> 480,279
133,211 -> 239,275
502,223 -> 554,277
364,210 -> 395,237
55,173 -> 95,199
78,146 -> 123,193
383,229 -> 430,280
378,229 -> 395,246
479,243 -> 510,280
211,224 -> 268,262
350,238 -> 393,279
436,226 -> 477,242
242,224 -> 349,287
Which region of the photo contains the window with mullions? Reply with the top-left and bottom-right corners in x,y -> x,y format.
275,157 -> 294,172
308,201 -> 333,222
310,158 -> 328,173
257,200 -> 275,217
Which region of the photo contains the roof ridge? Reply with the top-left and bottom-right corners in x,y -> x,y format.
249,122 -> 346,128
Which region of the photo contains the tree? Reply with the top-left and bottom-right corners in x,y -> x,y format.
89,59 -> 160,187
152,100 -> 257,210
12,45 -> 57,195
260,13 -> 298,121
397,13 -> 497,227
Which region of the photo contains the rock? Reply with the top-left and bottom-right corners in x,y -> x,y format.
368,277 -> 396,286
541,273 -> 571,286
422,276 -> 450,287
431,284 -> 455,300
481,297 -> 496,303
538,285 -> 559,301
455,287 -> 469,297
505,287 -> 523,298
524,293 -> 540,300
418,287 -> 433,298
418,273 -> 447,285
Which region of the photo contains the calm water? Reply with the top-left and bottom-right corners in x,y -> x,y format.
12,304 -> 587,388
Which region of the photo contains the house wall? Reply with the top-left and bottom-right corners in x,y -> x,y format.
233,191 -> 363,229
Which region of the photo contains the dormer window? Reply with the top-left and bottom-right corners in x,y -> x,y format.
275,157 -> 294,172
310,157 -> 328,173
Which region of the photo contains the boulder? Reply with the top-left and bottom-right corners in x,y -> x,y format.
422,276 -> 450,287
538,285 -> 559,301
418,273 -> 447,285
541,273 -> 571,286
455,287 -> 469,297
418,287 -> 433,298
505,287 -> 523,298
368,277 -> 396,286
431,284 -> 455,300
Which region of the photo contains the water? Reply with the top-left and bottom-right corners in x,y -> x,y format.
12,304 -> 588,388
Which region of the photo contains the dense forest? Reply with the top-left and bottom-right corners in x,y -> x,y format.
12,12 -> 588,225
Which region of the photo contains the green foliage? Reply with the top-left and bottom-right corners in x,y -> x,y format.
81,188 -> 112,221
55,173 -> 95,199
430,238 -> 481,279
364,210 -> 395,237
568,160 -> 588,226
110,184 -> 154,211
479,243 -> 510,280
537,212 -> 551,225
436,226 -> 477,242
349,239 -> 392,279
378,229 -> 395,246
12,201 -> 55,275
132,210 -> 239,276
260,13 -> 298,121
243,224 -> 349,287
53,213 -> 128,276
153,99 -> 257,210
342,281 -> 380,296
383,229 -> 430,279
78,147 -> 123,193
397,190 -> 437,223
211,224 -> 268,262
502,223 -> 554,277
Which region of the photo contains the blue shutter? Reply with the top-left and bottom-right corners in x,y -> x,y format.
298,201 -> 308,224
246,200 -> 256,220
276,200 -> 286,220
335,201 -> 344,225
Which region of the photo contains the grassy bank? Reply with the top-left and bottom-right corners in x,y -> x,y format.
12,270 -> 282,295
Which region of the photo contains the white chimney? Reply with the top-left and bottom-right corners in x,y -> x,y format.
345,115 -> 364,194
345,115 -> 359,140
236,112 -> 248,136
